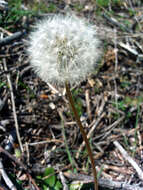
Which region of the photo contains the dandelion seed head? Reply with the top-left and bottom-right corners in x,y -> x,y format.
28,14 -> 101,86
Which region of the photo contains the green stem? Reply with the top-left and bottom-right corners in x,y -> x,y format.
65,82 -> 98,190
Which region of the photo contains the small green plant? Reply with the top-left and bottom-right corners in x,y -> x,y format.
0,81 -> 6,88
123,20 -> 131,27
61,120 -> 77,172
120,81 -> 131,89
70,182 -> 83,190
122,104 -> 140,157
112,99 -> 132,121
18,81 -> 35,99
96,0 -> 122,7
5,0 -> 33,25
31,2 -> 57,13
47,3 -> 57,12
112,95 -> 143,112
123,95 -> 143,107
96,0 -> 109,7
128,8 -> 136,16
94,0 -> 123,16
73,3 -> 84,12
36,167 -> 62,190
131,104 -> 140,157
8,173 -> 23,190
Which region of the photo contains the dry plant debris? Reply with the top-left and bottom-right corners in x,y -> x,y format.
0,0 -> 143,189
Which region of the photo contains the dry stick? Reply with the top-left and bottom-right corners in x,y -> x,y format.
47,82 -> 61,94
0,146 -> 27,170
24,139 -> 63,146
0,160 -> 17,190
3,58 -> 23,152
0,31 -> 26,46
0,26 -> 12,35
113,29 -> 118,111
85,89 -> 92,122
114,140 -> 143,181
59,170 -> 69,190
103,13 -> 132,33
64,171 -> 143,190
76,112 -> 105,159
65,82 -> 98,190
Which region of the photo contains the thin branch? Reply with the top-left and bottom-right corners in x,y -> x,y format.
113,29 -> 119,111
3,58 -> 23,152
24,139 -> 63,146
103,13 -> 132,33
0,31 -> 26,46
64,172 -> 143,190
76,112 -> 105,159
85,89 -> 92,122
59,170 -> 69,190
0,147 -> 40,190
0,160 -> 17,190
114,140 -> 143,181
0,146 -> 27,170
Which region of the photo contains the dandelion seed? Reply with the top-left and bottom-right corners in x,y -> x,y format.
27,14 -> 101,86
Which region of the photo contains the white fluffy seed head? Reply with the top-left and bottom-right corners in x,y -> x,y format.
28,14 -> 101,86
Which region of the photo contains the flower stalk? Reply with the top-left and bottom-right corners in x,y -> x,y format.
65,81 -> 98,190
28,14 -> 101,190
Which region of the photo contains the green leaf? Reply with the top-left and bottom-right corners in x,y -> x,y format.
43,167 -> 56,187
96,0 -> 109,7
70,182 -> 83,190
0,82 -> 6,88
15,148 -> 21,158
43,185 -> 50,190
55,180 -> 62,190
36,175 -> 42,179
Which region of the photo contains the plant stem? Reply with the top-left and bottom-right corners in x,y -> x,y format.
65,82 -> 98,190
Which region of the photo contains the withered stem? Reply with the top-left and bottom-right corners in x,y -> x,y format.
65,82 -> 98,190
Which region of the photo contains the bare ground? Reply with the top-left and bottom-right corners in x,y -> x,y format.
0,0 -> 143,189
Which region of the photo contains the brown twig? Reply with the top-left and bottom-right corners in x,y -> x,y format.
65,82 -> 98,190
